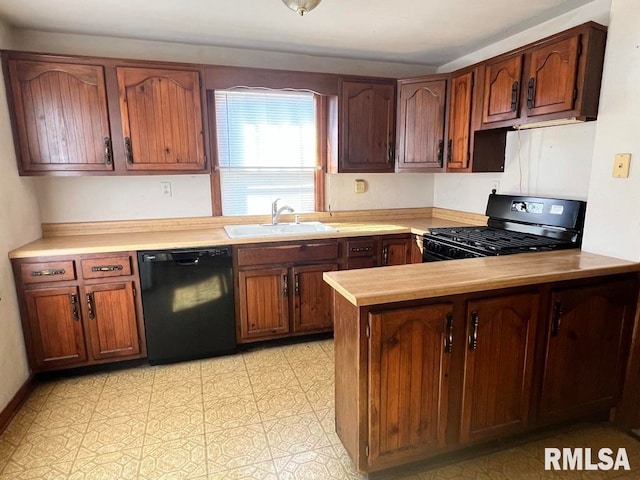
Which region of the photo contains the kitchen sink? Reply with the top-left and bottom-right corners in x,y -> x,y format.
224,222 -> 338,239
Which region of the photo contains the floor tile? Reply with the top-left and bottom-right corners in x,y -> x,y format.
206,460 -> 277,480
247,365 -> 300,394
281,343 -> 329,364
264,412 -> 331,459
8,424 -> 86,472
139,436 -> 206,480
0,439 -> 16,473
19,383 -> 54,413
29,397 -> 95,431
206,423 -> 271,473
200,355 -> 246,377
315,408 -> 342,446
274,446 -> 357,480
1,407 -> 37,446
77,415 -> 146,458
152,361 -> 202,384
242,348 -> 289,371
203,394 -> 261,433
69,448 -> 141,480
102,367 -> 155,391
150,380 -> 203,409
255,385 -> 314,422
304,379 -> 335,410
0,462 -> 71,479
93,388 -> 151,420
48,375 -> 106,401
144,404 -> 204,445
202,372 -> 252,401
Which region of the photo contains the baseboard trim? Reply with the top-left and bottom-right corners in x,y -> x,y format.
0,375 -> 36,434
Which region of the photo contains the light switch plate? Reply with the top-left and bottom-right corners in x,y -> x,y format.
354,179 -> 366,194
613,153 -> 631,178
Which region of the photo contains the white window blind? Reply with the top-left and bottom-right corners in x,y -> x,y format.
215,89 -> 317,216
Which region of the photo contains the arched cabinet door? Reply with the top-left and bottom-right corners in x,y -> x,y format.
116,67 -> 206,172
8,60 -> 113,173
482,54 -> 523,125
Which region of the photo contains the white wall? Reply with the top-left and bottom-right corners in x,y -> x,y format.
0,23 -> 41,411
12,29 -> 436,221
581,0 -> 640,261
434,0 -> 611,213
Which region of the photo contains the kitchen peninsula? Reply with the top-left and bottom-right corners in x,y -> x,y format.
323,251 -> 640,473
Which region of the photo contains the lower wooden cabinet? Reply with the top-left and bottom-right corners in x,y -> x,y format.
380,236 -> 412,266
13,252 -> 146,372
368,303 -> 452,467
293,264 -> 337,333
538,279 -> 636,424
460,293 -> 538,443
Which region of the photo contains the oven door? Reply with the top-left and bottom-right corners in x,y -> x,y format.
423,250 -> 452,262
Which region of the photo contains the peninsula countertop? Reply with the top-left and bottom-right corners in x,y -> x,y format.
323,250 -> 640,306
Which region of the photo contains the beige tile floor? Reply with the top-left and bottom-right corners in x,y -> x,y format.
0,338 -> 638,479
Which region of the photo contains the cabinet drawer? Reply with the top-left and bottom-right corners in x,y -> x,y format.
81,256 -> 132,279
346,238 -> 375,258
21,261 -> 76,284
237,242 -> 339,267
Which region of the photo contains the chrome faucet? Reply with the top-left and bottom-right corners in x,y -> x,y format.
271,198 -> 294,225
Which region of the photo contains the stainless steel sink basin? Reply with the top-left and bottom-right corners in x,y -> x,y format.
224,222 -> 337,239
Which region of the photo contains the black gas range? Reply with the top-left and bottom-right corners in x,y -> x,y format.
423,193 -> 587,262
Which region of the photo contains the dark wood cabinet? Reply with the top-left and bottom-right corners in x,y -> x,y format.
396,78 -> 447,171
538,279 -> 636,424
6,60 -> 113,174
367,303 -> 452,468
380,236 -> 412,266
292,263 -> 338,333
116,67 -> 205,171
481,55 -> 523,125
338,78 -> 396,173
24,286 -> 88,369
447,71 -> 474,170
13,252 -> 146,372
238,267 -> 290,340
460,293 -> 538,443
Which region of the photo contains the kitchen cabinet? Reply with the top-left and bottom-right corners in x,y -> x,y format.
367,303 -> 452,468
460,293 -> 538,443
538,279 -> 636,425
235,241 -> 340,342
481,55 -> 523,126
116,67 -> 206,171
447,71 -> 474,170
337,78 -> 396,173
396,77 -> 447,172
12,252 -> 146,372
343,235 -> 414,270
380,236 -> 412,266
344,237 -> 377,270
2,52 -> 208,175
6,59 -> 113,174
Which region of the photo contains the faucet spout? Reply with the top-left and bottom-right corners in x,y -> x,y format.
271,198 -> 294,225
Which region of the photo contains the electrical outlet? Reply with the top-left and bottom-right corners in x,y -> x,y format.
613,153 -> 631,178
160,182 -> 172,198
354,179 -> 367,194
491,180 -> 500,193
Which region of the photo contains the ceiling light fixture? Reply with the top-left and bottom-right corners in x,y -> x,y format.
282,0 -> 322,16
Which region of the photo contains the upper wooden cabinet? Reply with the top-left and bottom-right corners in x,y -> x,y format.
478,23 -> 607,129
337,78 -> 396,173
447,71 -> 474,170
396,77 -> 447,172
482,55 -> 523,125
116,67 -> 205,171
7,60 -> 114,174
2,53 -> 209,175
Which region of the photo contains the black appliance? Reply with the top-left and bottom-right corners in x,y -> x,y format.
138,247 -> 236,365
423,193 -> 586,262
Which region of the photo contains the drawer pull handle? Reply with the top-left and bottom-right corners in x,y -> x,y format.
444,312 -> 453,354
469,311 -> 479,350
351,247 -> 372,253
70,293 -> 80,321
87,293 -> 96,320
91,265 -> 124,272
31,269 -> 65,277
282,275 -> 288,297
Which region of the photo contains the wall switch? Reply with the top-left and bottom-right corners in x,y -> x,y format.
613,153 -> 631,178
160,181 -> 172,198
354,179 -> 367,194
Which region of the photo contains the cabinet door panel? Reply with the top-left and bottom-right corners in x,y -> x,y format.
461,293 -> 538,443
292,263 -> 338,332
341,81 -> 395,172
24,286 -> 87,369
381,238 -> 411,266
526,35 -> 580,117
447,72 -> 473,169
482,55 -> 523,124
539,280 -> 634,423
117,67 -> 205,171
8,60 -> 112,173
238,267 -> 290,340
397,79 -> 446,170
84,282 -> 140,360
368,303 -> 452,467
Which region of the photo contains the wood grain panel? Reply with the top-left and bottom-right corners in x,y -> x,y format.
447,71 -> 474,169
381,237 -> 411,266
292,263 -> 338,332
482,55 -> 523,124
117,67 -> 205,171
81,255 -> 132,279
7,60 -> 112,173
83,282 -> 140,359
24,286 -> 87,369
237,241 -> 339,267
21,261 -> 76,284
368,303 -> 452,467
460,293 -> 538,443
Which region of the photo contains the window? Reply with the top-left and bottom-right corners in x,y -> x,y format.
215,89 -> 321,216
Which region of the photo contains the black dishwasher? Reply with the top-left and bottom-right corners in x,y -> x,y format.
138,247 -> 236,365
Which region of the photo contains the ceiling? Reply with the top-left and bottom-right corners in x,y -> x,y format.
0,0 -> 596,66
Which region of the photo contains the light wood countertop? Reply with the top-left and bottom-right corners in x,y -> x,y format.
323,250 -> 640,306
9,216 -> 474,259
